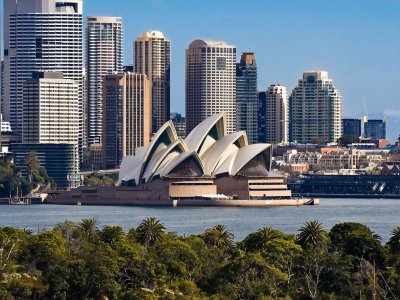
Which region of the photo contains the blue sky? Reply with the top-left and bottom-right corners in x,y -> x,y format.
8,0 -> 400,141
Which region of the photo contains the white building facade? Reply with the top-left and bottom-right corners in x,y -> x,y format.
86,16 -> 123,145
265,84 -> 289,144
186,39 -> 236,135
134,31 -> 170,134
3,0 -> 83,152
289,71 -> 342,144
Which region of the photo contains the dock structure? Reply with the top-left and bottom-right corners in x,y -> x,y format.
8,197 -> 32,205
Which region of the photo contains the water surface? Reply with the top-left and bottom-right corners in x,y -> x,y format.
0,198 -> 399,241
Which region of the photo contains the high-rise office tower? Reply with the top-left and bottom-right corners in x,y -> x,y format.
363,117 -> 386,140
170,112 -> 186,139
21,71 -> 80,186
342,118 -> 361,137
259,84 -> 288,144
289,71 -> 342,143
4,0 -> 83,147
186,39 -> 236,134
22,72 -> 79,145
236,52 -> 258,144
102,73 -> 151,169
86,16 -> 123,145
134,31 -> 170,134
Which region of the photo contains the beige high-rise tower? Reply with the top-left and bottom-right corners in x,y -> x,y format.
264,84 -> 289,144
289,71 -> 342,143
22,72 -> 79,145
102,73 -> 151,169
86,16 -> 123,145
186,39 -> 236,135
134,31 -> 170,134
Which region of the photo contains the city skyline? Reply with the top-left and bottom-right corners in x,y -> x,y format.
74,0 -> 400,141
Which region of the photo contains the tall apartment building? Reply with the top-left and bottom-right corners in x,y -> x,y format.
86,16 -> 123,145
363,117 -> 386,140
134,31 -> 170,134
22,72 -> 79,144
342,118 -> 361,137
289,71 -> 342,144
21,71 -> 79,187
259,84 -> 288,144
236,52 -> 258,144
102,73 -> 151,169
186,39 -> 236,135
4,0 -> 83,149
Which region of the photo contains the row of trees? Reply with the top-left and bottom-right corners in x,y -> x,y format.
0,152 -> 54,197
1,219 -> 400,299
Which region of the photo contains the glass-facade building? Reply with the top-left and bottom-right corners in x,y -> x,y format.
236,52 -> 258,144
342,118 -> 361,137
364,118 -> 386,140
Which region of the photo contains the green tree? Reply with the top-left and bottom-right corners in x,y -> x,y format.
241,226 -> 281,252
78,218 -> 98,242
136,217 -> 167,246
387,226 -> 400,255
329,222 -> 387,268
204,224 -> 234,248
297,220 -> 330,248
100,225 -> 125,244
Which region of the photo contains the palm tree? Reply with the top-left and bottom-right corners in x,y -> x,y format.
204,224 -> 234,248
100,225 -> 125,244
297,220 -> 329,248
136,217 -> 166,246
78,218 -> 98,242
255,227 -> 280,248
388,226 -> 400,254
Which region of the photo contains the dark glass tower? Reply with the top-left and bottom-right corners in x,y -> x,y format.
342,118 -> 361,137
364,118 -> 386,140
236,52 -> 258,144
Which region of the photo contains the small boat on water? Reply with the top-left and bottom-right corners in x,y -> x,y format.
76,201 -> 82,206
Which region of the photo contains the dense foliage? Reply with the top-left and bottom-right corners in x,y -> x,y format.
0,152 -> 54,197
0,219 -> 400,299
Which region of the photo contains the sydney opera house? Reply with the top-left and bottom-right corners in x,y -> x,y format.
49,114 -> 317,206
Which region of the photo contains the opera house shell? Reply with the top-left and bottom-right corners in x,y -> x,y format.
49,113 -> 317,206
119,113 -> 272,186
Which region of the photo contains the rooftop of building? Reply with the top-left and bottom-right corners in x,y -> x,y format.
137,30 -> 166,40
189,39 -> 235,48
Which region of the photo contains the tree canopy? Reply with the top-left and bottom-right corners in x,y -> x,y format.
0,219 -> 399,299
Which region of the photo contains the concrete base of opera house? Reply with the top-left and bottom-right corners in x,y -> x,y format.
45,177 -> 319,207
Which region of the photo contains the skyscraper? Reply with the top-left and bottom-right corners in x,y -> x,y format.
22,72 -> 79,145
21,71 -> 79,187
134,31 -> 170,134
4,0 -> 83,147
259,84 -> 288,144
289,71 -> 342,144
102,73 -> 151,169
342,118 -> 361,137
86,16 -> 123,145
363,117 -> 386,140
236,52 -> 258,144
186,39 -> 236,135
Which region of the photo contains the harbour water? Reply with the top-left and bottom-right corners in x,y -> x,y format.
0,198 -> 399,242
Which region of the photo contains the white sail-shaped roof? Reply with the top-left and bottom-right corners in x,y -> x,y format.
230,144 -> 271,175
119,114 -> 273,186
201,131 -> 248,175
142,139 -> 188,183
214,144 -> 271,176
185,113 -> 226,155
160,151 -> 205,178
118,156 -> 143,185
